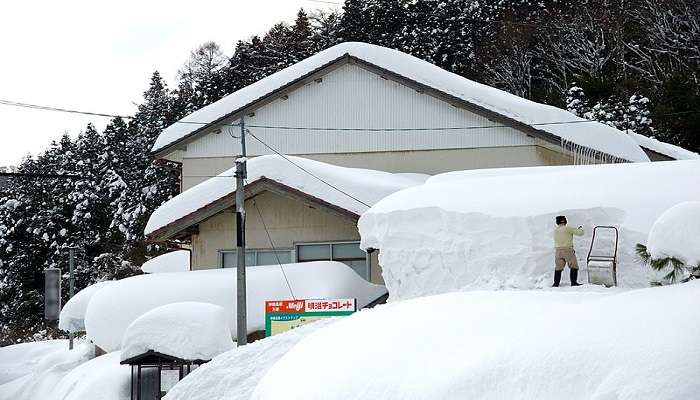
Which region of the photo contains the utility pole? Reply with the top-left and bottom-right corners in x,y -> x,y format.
63,246 -> 79,350
235,116 -> 248,345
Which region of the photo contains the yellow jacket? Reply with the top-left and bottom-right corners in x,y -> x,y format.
554,225 -> 584,248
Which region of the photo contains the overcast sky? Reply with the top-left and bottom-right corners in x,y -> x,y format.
0,0 -> 340,166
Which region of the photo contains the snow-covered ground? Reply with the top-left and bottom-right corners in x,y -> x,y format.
85,261 -> 386,351
164,319 -> 337,400
141,250 -> 190,273
360,160 -> 700,299
253,281 -> 700,400
0,339 -> 68,385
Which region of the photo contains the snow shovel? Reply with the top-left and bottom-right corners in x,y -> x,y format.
586,226 -> 619,287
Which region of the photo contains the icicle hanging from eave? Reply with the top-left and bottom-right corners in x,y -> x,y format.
561,138 -> 629,165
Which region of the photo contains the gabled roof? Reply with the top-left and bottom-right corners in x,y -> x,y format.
145,155 -> 428,240
152,42 -> 649,163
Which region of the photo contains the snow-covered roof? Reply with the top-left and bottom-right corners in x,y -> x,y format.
153,42 -> 649,163
252,282 -> 700,399
141,250 -> 190,273
84,261 -> 387,352
145,155 -> 428,237
58,281 -> 114,333
628,131 -> 700,160
120,302 -> 234,362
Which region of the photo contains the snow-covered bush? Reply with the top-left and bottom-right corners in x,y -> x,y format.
637,201 -> 700,284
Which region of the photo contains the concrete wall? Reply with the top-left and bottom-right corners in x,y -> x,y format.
182,144 -> 573,190
190,190 -> 384,284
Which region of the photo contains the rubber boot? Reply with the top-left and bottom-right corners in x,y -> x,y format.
570,269 -> 581,286
552,270 -> 562,287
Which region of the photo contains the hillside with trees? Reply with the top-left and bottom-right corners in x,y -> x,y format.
1,0 -> 698,344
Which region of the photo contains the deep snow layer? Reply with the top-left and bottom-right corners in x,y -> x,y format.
359,161 -> 700,299
164,319 -> 336,400
85,261 -> 387,351
58,281 -> 114,332
628,131 -> 700,160
647,201 -> 700,266
0,339 -> 68,385
253,282 -> 700,400
154,42 -> 648,163
145,155 -> 427,235
50,351 -> 129,400
141,250 -> 190,273
121,302 -> 234,362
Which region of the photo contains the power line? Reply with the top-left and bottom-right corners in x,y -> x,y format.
0,99 -> 134,120
245,128 -> 372,208
0,172 -> 81,179
249,196 -> 296,300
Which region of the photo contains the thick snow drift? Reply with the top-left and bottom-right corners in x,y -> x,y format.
59,281 -> 114,332
253,282 -> 700,400
360,160 -> 700,299
121,302 -> 234,362
85,261 -> 386,352
141,250 -> 190,273
51,352 -> 130,400
145,155 -> 427,235
165,319 -> 336,400
154,42 -> 648,163
0,342 -> 93,400
647,201 -> 700,266
0,339 -> 68,385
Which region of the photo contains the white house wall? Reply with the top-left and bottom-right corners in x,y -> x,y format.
183,63 -> 536,159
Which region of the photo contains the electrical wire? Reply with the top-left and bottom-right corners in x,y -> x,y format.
246,128 -> 372,208
249,196 -> 296,299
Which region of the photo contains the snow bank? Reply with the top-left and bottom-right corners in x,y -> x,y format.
360,160 -> 700,299
59,281 -> 114,332
165,319 -> 336,400
647,201 -> 700,266
85,261 -> 387,352
629,131 -> 700,160
253,282 -> 700,400
145,155 -> 427,235
154,42 -> 648,163
141,250 -> 190,273
0,339 -> 68,385
121,302 -> 234,361
0,342 -> 93,400
51,352 -> 130,400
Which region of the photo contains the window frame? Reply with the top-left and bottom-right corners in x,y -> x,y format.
294,240 -> 371,280
219,248 -> 294,268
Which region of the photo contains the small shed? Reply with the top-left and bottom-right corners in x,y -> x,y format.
120,350 -> 207,400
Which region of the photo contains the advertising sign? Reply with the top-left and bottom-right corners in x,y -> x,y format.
265,299 -> 356,337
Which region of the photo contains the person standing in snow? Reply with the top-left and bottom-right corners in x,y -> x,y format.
553,215 -> 584,287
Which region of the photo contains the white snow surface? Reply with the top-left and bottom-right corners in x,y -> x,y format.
253,282 -> 700,400
51,352 -> 130,400
0,339 -> 68,385
141,250 -> 190,273
647,201 -> 700,266
359,160 -> 700,299
0,341 -> 94,400
153,42 -> 648,163
145,154 -> 428,235
85,261 -> 386,352
121,302 -> 234,361
164,319 -> 336,400
58,281 -> 114,332
629,131 -> 700,160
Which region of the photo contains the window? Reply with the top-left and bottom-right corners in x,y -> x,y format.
221,249 -> 293,268
296,241 -> 369,280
